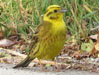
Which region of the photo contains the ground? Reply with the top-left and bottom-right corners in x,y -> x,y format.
0,63 -> 98,75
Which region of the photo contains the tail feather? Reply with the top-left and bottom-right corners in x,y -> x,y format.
13,56 -> 34,68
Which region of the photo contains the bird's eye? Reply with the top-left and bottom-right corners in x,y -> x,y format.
54,10 -> 57,13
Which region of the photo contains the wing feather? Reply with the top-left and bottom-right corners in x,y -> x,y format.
28,21 -> 52,56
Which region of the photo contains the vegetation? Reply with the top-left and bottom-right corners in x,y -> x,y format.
0,0 -> 99,41
0,0 -> 99,72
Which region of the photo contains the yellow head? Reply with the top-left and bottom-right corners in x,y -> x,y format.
43,5 -> 67,21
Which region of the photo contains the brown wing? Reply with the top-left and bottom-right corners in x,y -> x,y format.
13,21 -> 52,68
28,21 -> 52,55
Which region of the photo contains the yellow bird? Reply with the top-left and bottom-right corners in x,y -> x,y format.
14,5 -> 67,68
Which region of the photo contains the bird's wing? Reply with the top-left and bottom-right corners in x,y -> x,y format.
28,21 -> 52,55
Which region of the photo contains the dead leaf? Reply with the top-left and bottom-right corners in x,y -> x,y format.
94,32 -> 99,51
72,51 -> 82,59
95,43 -> 99,51
90,34 -> 98,40
97,32 -> 99,42
0,32 -> 3,39
88,32 -> 99,57
0,39 -> 16,47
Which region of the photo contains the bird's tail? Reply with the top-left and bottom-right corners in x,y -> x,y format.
13,56 -> 34,68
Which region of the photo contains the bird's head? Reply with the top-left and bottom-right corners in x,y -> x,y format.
43,5 -> 67,21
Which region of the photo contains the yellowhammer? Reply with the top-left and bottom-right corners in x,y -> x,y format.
14,5 -> 67,68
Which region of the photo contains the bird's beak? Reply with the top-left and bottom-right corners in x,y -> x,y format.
60,8 -> 67,13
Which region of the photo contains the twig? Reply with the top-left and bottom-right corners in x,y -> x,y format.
33,59 -> 69,66
90,26 -> 99,32
0,48 -> 26,58
0,48 -> 69,66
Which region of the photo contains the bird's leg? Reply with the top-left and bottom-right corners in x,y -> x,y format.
38,59 -> 43,68
52,61 -> 59,69
38,59 -> 48,71
52,58 -> 60,71
52,58 -> 59,68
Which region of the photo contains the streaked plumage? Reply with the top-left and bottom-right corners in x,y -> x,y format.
13,5 -> 67,68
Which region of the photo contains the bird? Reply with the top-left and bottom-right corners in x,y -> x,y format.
13,5 -> 67,68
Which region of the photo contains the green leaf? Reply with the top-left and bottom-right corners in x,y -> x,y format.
81,40 -> 93,52
45,64 -> 51,67
83,11 -> 96,19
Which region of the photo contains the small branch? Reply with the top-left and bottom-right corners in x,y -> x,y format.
0,48 -> 26,58
33,59 -> 69,66
0,48 -> 69,66
90,26 -> 99,32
